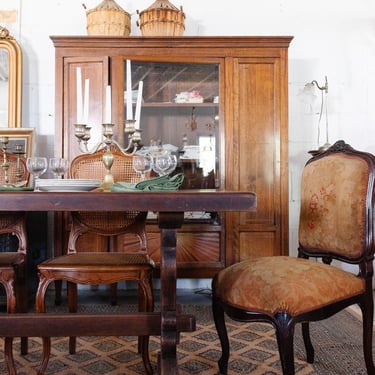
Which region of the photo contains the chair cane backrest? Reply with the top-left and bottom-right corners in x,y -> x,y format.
67,146 -> 148,254
0,150 -> 30,253
69,147 -> 141,183
298,140 -> 375,270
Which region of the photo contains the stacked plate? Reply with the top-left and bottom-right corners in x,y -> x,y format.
36,179 -> 101,192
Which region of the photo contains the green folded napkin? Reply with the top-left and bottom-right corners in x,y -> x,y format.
111,173 -> 184,192
0,186 -> 33,192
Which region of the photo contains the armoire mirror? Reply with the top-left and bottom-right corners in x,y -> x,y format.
0,26 -> 22,128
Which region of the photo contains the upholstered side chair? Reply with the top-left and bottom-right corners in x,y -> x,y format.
35,145 -> 154,375
212,140 -> 375,375
0,150 -> 30,373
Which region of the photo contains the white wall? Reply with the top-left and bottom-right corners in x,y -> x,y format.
1,0 -> 375,286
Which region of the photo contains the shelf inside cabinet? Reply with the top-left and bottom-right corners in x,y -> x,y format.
139,102 -> 219,108
129,61 -> 219,105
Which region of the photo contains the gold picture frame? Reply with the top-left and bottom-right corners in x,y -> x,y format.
0,128 -> 35,157
0,26 -> 22,128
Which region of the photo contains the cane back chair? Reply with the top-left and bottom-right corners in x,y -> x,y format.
212,140 -> 375,375
0,150 -> 30,373
35,146 -> 154,375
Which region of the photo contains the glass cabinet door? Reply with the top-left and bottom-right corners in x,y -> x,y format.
125,61 -> 220,192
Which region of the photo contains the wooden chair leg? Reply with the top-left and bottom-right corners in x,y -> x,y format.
212,296 -> 229,375
35,273 -> 53,374
3,275 -> 29,358
14,274 -> 29,355
4,337 -> 16,375
361,295 -> 375,373
37,337 -> 52,375
54,280 -> 63,305
141,335 -> 153,375
275,313 -> 295,375
138,278 -> 154,375
110,282 -> 117,306
20,337 -> 28,355
302,322 -> 314,363
67,281 -> 78,354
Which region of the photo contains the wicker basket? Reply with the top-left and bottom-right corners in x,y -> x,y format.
86,0 -> 131,36
137,0 -> 185,36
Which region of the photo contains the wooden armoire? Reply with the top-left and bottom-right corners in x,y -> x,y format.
52,36 -> 293,278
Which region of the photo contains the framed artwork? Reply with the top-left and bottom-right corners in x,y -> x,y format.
0,127 -> 35,157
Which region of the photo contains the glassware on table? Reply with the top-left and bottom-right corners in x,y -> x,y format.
49,157 -> 69,179
152,153 -> 177,176
26,157 -> 48,190
132,154 -> 153,181
165,154 -> 177,175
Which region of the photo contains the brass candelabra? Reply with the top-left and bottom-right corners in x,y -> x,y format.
0,137 -> 10,184
13,143 -> 26,183
74,120 -> 142,190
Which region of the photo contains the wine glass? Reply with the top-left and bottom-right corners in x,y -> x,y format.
153,153 -> 177,176
132,154 -> 153,181
26,157 -> 48,190
165,154 -> 177,175
49,157 -> 69,179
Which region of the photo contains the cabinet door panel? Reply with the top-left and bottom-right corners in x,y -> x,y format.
234,58 -> 284,259
60,56 -> 109,161
238,59 -> 280,225
240,232 -> 276,259
54,56 -> 109,257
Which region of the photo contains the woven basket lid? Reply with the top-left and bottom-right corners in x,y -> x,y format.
88,0 -> 127,13
143,0 -> 182,12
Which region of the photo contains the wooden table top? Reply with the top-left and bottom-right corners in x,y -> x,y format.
0,189 -> 256,212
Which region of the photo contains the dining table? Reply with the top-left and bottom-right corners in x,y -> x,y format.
0,189 -> 256,375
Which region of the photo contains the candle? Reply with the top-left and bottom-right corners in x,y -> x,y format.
83,78 -> 90,124
76,67 -> 83,123
126,60 -> 133,120
134,80 -> 143,129
105,85 -> 112,123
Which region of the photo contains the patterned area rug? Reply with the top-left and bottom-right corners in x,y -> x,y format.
0,302 -> 371,375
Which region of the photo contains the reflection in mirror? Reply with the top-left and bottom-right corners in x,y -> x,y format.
0,48 -> 8,124
0,26 -> 22,128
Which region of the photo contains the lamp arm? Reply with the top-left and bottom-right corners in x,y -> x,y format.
314,76 -> 329,149
311,76 -> 328,93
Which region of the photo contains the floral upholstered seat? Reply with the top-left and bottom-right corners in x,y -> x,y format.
214,256 -> 365,317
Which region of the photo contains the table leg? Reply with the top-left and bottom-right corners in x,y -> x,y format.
158,212 -> 184,375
